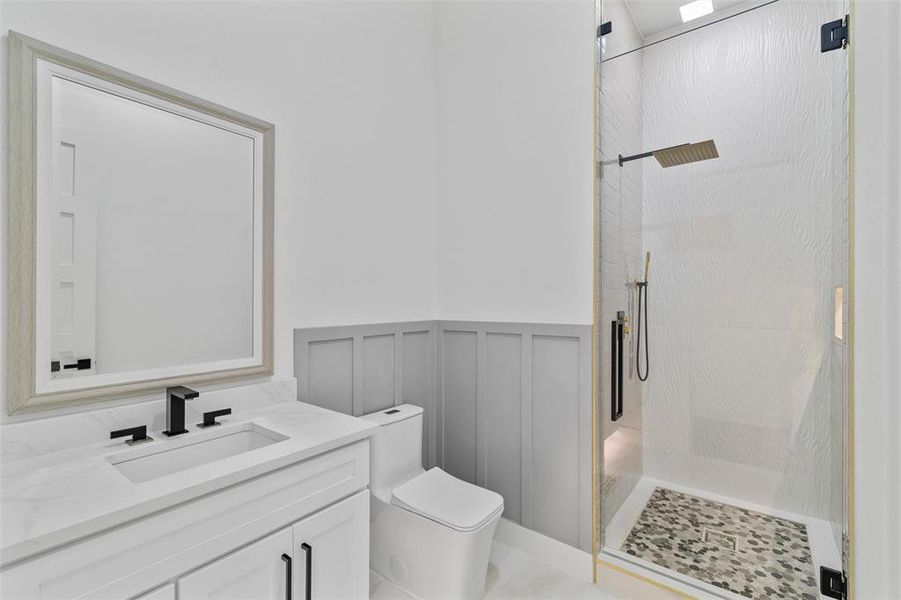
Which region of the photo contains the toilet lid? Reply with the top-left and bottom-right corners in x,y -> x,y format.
391,467 -> 504,532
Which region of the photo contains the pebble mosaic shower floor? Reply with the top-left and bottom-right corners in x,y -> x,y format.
621,487 -> 820,600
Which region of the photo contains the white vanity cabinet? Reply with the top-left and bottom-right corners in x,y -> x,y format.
290,490 -> 369,599
178,492 -> 368,600
1,440 -> 371,600
134,584 -> 176,600
179,528 -> 293,599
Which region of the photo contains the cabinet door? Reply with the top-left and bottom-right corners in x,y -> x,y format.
133,583 -> 176,600
179,528 -> 293,600
292,491 -> 369,600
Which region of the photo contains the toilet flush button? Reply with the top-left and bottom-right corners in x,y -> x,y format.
390,555 -> 409,583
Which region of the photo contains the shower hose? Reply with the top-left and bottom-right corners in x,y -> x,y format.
636,282 -> 649,381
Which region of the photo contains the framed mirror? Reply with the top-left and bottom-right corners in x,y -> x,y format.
8,32 -> 274,414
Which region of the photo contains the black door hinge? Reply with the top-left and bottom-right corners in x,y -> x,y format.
597,21 -> 612,39
820,566 -> 847,600
821,14 -> 849,52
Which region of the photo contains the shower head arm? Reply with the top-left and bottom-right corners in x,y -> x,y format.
619,142 -> 688,166
618,150 -> 655,166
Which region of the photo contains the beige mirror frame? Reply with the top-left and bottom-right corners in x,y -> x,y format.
7,32 -> 274,415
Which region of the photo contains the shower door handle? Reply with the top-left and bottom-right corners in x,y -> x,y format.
611,317 -> 624,422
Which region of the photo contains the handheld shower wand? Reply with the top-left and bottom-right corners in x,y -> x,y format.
636,252 -> 650,382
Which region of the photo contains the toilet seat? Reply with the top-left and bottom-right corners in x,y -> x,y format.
391,467 -> 504,532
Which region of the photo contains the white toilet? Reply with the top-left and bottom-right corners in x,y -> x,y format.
362,404 -> 503,600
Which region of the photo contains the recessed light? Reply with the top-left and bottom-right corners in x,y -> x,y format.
679,0 -> 714,23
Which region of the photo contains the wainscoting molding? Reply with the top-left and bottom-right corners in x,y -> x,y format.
294,320 -> 592,552
294,321 -> 438,469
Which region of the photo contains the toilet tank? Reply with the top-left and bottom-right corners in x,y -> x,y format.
361,404 -> 425,499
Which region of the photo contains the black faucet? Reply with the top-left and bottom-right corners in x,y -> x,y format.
164,386 -> 199,436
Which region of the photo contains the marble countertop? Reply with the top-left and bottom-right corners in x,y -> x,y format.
0,401 -> 377,566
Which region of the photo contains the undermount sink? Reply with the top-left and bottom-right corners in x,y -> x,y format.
110,423 -> 288,483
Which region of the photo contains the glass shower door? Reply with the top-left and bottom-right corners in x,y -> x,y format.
595,1 -> 851,597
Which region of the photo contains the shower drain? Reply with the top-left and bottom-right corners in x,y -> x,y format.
702,528 -> 740,551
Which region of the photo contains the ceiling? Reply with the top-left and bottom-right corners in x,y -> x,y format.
624,0 -> 752,38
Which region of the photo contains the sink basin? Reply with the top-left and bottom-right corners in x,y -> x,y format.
110,423 -> 287,483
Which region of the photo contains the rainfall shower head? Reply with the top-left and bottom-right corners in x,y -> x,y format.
618,139 -> 719,168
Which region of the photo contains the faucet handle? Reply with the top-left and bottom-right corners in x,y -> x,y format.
197,408 -> 231,429
110,425 -> 153,445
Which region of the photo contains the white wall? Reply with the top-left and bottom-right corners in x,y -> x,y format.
852,1 -> 901,596
435,0 -> 595,324
0,1 -> 440,419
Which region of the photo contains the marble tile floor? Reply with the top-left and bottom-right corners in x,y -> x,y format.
371,541 -> 617,600
604,478 -> 842,600
621,488 -> 819,600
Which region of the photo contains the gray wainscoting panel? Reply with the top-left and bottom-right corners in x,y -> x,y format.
441,331 -> 479,483
401,332 -> 434,468
402,331 -> 431,418
531,334 -> 582,547
307,338 -> 354,415
294,322 -> 438,467
484,333 -> 523,523
294,320 -> 592,552
362,334 -> 395,414
437,321 -> 593,552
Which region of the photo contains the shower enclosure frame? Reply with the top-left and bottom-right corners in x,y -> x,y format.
589,1 -> 857,596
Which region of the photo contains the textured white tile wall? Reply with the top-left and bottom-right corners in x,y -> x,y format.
635,0 -> 849,522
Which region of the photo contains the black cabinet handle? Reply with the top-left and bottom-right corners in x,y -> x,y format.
110,425 -> 152,445
197,408 -> 231,428
301,543 -> 312,600
281,553 -> 292,600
